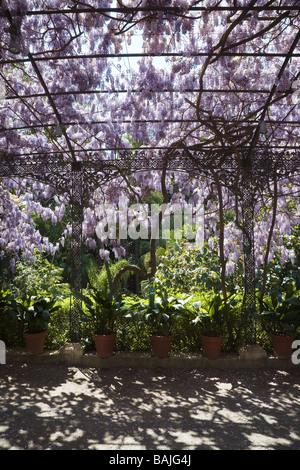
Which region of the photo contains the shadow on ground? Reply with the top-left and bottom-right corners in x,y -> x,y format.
0,363 -> 299,450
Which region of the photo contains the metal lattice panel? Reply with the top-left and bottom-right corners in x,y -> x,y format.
69,162 -> 83,342
0,155 -> 73,194
241,157 -> 256,343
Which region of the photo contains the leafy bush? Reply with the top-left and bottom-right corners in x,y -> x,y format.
13,252 -> 68,298
0,287 -> 21,346
151,240 -> 243,295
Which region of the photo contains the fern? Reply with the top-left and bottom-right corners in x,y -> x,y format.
86,259 -> 132,292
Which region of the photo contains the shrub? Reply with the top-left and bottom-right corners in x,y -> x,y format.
0,286 -> 21,346
151,240 -> 243,295
13,252 -> 68,298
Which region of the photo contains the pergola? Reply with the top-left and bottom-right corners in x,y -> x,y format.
0,1 -> 299,343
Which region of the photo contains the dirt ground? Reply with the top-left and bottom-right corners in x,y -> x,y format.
0,362 -> 300,450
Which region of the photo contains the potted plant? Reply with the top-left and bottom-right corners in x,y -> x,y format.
75,285 -> 123,357
16,294 -> 59,354
125,287 -> 191,358
191,292 -> 236,359
73,261 -> 126,357
259,283 -> 300,359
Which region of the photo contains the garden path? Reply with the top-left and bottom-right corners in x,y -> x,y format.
0,363 -> 299,450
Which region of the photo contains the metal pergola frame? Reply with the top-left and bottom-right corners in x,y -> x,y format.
0,148 -> 299,341
0,3 -> 300,343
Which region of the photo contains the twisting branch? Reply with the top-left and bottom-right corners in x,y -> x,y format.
260,159 -> 279,305
210,168 -> 227,299
110,156 -> 170,293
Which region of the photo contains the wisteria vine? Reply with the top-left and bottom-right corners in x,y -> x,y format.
0,0 -> 299,296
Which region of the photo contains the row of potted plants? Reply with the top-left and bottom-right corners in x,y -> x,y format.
70,280 -> 300,360
1,280 -> 300,360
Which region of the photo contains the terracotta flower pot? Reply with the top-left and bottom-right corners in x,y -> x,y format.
270,334 -> 296,359
150,334 -> 172,358
93,333 -> 116,358
23,331 -> 47,355
200,335 -> 224,360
